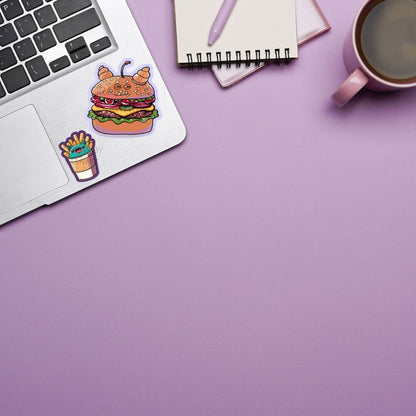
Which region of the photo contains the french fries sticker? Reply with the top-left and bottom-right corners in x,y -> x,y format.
60,131 -> 99,182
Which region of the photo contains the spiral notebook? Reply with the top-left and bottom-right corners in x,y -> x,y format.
212,0 -> 330,87
173,0 -> 298,67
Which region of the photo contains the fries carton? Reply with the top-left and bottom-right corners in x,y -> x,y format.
60,131 -> 99,182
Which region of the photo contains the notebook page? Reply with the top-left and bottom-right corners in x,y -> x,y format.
173,0 -> 298,65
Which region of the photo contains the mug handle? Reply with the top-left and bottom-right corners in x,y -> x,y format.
331,68 -> 369,107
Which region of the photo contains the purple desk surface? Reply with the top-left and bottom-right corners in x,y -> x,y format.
1,1 -> 416,415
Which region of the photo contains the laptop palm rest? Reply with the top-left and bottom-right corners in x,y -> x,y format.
0,105 -> 68,216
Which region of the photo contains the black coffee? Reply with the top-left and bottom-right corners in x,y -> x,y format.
357,0 -> 416,83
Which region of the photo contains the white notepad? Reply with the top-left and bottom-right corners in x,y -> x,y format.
212,0 -> 330,87
173,0 -> 298,66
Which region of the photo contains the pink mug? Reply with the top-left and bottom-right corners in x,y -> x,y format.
332,0 -> 416,107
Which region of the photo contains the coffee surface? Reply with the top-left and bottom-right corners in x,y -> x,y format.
358,0 -> 416,83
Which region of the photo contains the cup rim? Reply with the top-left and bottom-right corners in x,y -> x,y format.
68,148 -> 94,162
352,0 -> 416,89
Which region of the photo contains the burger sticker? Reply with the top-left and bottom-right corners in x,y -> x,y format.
88,61 -> 159,135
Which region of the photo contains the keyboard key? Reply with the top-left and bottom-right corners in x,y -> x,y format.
54,0 -> 91,19
14,37 -> 36,60
0,12 -> 3,24
25,55 -> 49,81
34,5 -> 56,28
65,36 -> 85,53
33,28 -> 55,51
65,35 -> 91,64
0,0 -> 23,20
69,45 -> 89,63
0,23 -> 17,47
0,46 -> 16,70
0,81 -> 5,97
53,8 -> 100,43
1,65 -> 30,93
14,14 -> 37,37
22,0 -> 43,12
49,55 -> 69,72
90,36 -> 111,54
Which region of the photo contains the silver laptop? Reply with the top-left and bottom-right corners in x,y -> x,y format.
0,0 -> 186,225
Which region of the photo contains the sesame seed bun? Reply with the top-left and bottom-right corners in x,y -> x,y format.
91,75 -> 155,100
92,66 -> 154,100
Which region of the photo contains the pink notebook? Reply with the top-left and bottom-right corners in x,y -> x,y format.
212,0 -> 330,87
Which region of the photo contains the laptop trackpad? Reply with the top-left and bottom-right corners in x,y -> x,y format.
0,105 -> 68,215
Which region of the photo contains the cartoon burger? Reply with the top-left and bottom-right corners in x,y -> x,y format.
88,61 -> 159,135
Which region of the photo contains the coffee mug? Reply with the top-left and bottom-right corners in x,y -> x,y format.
332,0 -> 416,107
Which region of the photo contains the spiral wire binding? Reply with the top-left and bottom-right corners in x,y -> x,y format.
265,49 -> 271,65
185,48 -> 292,69
284,48 -> 290,65
186,53 -> 193,70
275,49 -> 281,65
236,51 -> 241,68
226,52 -> 232,68
216,52 -> 222,68
197,53 -> 202,69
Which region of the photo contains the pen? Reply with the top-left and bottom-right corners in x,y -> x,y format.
208,0 -> 238,46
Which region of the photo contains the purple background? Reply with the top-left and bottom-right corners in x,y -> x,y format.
1,0 -> 416,415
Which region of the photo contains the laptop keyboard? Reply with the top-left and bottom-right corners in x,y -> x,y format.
0,0 -> 112,100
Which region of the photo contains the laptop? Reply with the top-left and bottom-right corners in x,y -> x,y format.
0,0 -> 186,226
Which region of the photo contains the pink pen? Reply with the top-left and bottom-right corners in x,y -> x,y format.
208,0 -> 238,46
